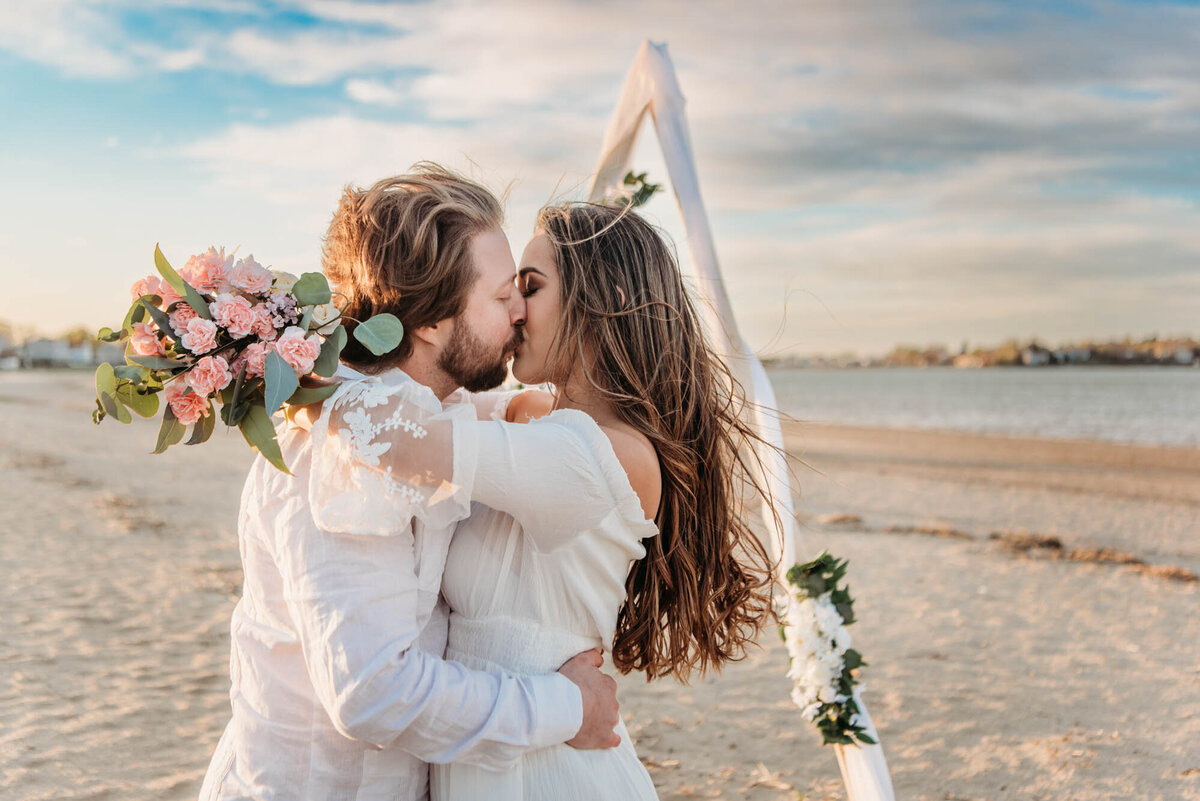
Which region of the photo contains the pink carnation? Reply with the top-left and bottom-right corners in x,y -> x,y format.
210,293 -> 258,338
228,256 -> 273,296
169,303 -> 199,336
166,384 -> 211,426
273,326 -> 322,376
129,322 -> 164,357
180,317 -> 219,354
180,246 -> 233,294
231,341 -> 271,379
130,275 -> 184,309
251,304 -> 278,341
186,355 -> 233,398
130,275 -> 167,301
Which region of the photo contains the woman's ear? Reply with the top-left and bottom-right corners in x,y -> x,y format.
615,286 -> 627,309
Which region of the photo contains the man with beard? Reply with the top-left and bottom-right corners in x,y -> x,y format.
200,165 -> 620,801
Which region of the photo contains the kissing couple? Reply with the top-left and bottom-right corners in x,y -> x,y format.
200,163 -> 780,801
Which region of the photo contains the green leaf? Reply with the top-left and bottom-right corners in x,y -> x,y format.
292,272 -> 332,306
352,313 -> 404,356
224,360 -> 248,425
220,399 -> 251,427
97,326 -> 125,342
154,406 -> 186,453
154,244 -> 211,319
843,649 -> 864,670
263,349 -> 299,415
140,297 -> 175,340
239,404 -> 290,474
122,297 -> 148,333
115,384 -> 159,418
113,364 -> 148,382
286,381 -> 340,406
95,362 -> 118,397
312,324 -> 346,377
94,364 -> 130,422
186,404 -> 216,445
856,733 -> 877,746
297,304 -> 316,332
127,354 -> 185,371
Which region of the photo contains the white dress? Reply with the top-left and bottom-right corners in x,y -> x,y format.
432,404 -> 661,801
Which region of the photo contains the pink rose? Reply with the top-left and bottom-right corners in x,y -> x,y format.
180,246 -> 233,293
186,355 -> 233,398
210,293 -> 258,338
251,304 -> 278,341
167,385 -> 211,426
180,317 -> 218,354
273,326 -> 322,376
129,322 -> 164,356
228,256 -> 273,296
169,303 -> 199,336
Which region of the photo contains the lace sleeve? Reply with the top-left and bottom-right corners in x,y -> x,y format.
308,378 -> 478,537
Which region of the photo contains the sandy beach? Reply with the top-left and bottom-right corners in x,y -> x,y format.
2,370 -> 1197,801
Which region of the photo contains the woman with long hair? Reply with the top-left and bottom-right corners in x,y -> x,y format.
427,202 -> 781,799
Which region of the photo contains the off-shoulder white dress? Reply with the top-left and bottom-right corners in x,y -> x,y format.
313,380 -> 660,799
432,399 -> 661,801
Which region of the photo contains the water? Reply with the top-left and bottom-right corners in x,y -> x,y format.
767,366 -> 1200,447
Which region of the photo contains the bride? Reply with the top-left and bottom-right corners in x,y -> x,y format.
313,202 -> 780,799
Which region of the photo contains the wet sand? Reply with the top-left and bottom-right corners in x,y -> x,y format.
2,371 -> 1197,800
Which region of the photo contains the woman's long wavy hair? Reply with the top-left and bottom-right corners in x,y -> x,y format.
536,202 -> 781,682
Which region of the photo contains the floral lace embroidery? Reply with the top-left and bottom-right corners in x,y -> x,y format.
329,380 -> 432,500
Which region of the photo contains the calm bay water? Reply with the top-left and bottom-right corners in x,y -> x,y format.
767,366 -> 1200,447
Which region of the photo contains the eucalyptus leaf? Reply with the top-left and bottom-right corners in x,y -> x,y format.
109,391 -> 133,424
97,326 -> 125,342
113,364 -> 148,382
297,304 -> 315,332
292,272 -> 332,306
239,404 -> 290,474
154,407 -> 186,453
220,399 -> 251,427
352,313 -> 404,356
95,362 -> 117,398
128,354 -> 185,371
122,298 -> 148,333
186,405 -> 216,445
286,381 -> 340,406
263,350 -> 300,415
225,361 -> 248,425
312,324 -> 347,377
154,244 -> 211,319
116,384 -> 159,418
140,298 -> 175,341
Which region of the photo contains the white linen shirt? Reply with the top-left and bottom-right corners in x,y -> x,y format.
199,366 -> 583,801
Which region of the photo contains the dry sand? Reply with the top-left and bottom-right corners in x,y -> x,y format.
2,371 -> 1197,801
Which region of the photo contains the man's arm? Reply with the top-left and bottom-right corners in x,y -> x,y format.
274,508 -> 617,769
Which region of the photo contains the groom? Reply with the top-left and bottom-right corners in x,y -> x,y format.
200,165 -> 620,800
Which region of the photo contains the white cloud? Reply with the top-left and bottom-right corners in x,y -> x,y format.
4,0 -> 1200,353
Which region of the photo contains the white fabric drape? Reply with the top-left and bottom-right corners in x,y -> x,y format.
586,40 -> 895,801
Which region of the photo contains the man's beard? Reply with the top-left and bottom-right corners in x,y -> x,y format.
437,316 -> 523,393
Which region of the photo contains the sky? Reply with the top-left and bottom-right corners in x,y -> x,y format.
1,0 -> 1197,358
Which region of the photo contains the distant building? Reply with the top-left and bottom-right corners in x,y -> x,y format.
21,338 -> 115,368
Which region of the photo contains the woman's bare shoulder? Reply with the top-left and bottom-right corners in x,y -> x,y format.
507,389 -> 555,423
598,424 -> 661,522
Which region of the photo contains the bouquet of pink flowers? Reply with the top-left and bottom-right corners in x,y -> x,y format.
93,245 -> 403,472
